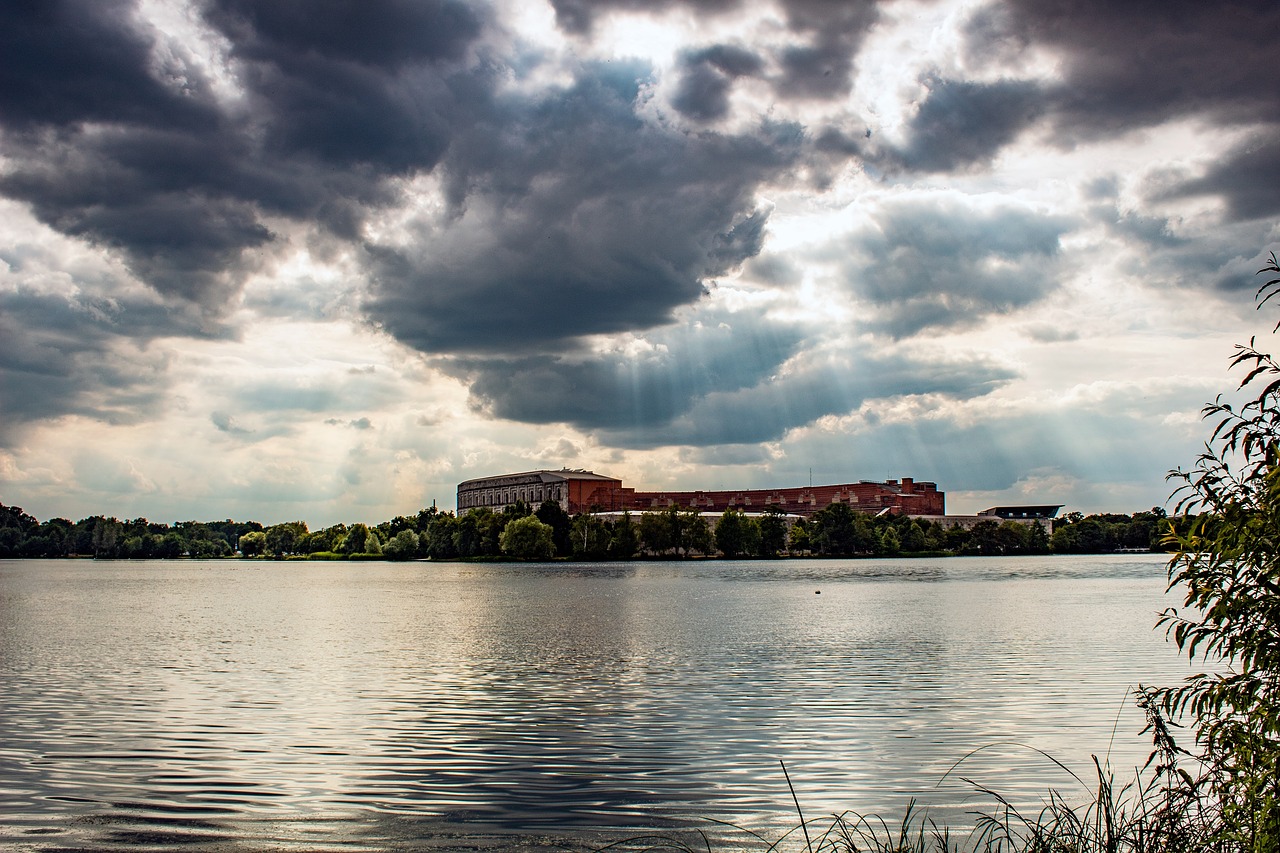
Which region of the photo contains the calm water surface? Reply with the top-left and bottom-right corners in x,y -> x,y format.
0,555 -> 1192,850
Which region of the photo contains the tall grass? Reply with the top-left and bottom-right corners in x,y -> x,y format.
589,694 -> 1231,853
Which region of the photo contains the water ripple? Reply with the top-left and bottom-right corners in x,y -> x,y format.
0,554 -> 1187,848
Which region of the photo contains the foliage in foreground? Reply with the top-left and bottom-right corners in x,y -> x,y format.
1151,251 -> 1280,850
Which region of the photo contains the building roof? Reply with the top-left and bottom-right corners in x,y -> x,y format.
978,505 -> 1064,519
456,469 -> 622,488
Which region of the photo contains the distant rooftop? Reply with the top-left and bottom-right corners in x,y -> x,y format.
978,505 -> 1064,519
456,469 -> 622,488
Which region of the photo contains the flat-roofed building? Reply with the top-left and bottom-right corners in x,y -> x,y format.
457,471 -> 943,517
625,477 -> 943,517
913,505 -> 1063,531
456,469 -> 631,514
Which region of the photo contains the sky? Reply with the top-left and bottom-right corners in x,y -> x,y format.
2,0 -> 1279,527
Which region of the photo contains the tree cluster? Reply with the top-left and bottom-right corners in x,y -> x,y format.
0,510 -> 263,559
1,496 -> 1177,562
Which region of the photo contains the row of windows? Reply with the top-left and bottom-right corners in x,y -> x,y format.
461,484 -> 564,508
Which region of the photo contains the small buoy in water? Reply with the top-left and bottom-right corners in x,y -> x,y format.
815,590 -> 821,594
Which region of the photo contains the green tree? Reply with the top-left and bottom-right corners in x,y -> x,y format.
811,502 -> 857,554
239,530 -> 266,557
900,519 -> 927,553
455,511 -> 484,557
677,508 -> 712,557
265,521 -> 308,557
1156,252 -> 1280,849
788,518 -> 811,553
304,524 -> 346,554
570,513 -> 610,559
89,517 -> 123,558
425,513 -> 459,559
536,500 -> 573,557
1026,520 -> 1051,554
339,523 -> 372,554
609,511 -> 638,559
758,508 -> 789,557
382,529 -> 420,560
878,524 -> 901,556
499,515 -> 555,560
714,508 -> 757,557
638,510 -> 673,556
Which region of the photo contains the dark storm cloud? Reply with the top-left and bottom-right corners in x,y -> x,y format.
672,45 -> 765,122
0,0 -> 218,131
1,1 -> 824,443
0,0 -> 488,309
365,64 -> 803,352
957,0 -> 1280,212
204,0 -> 481,67
772,0 -> 880,100
841,197 -> 1073,338
206,0 -> 484,177
1171,133 -> 1280,222
967,1 -> 1280,135
895,77 -> 1044,172
952,1 -> 1280,221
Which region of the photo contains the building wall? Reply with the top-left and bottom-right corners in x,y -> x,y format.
457,471 -> 623,514
457,472 -> 944,518
618,477 -> 944,518
913,514 -> 1051,532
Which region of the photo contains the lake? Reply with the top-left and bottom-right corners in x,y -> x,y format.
0,555 -> 1195,851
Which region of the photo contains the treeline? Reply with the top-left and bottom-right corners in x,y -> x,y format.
0,500 -> 1173,560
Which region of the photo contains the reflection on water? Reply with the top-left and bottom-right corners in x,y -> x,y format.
0,555 -> 1190,848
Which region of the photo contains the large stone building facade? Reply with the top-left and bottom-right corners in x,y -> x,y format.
457,470 -> 945,517
456,469 -> 625,515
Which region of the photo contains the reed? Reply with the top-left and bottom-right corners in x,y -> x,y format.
588,700 -> 1231,853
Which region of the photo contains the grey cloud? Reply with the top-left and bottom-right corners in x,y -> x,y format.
672,45 -> 765,121
205,0 -> 482,68
326,416 -> 373,429
211,411 -> 252,434
1121,238 -> 1277,298
0,288 -> 188,444
446,309 -> 810,431
745,253 -> 804,287
679,445 -> 774,466
786,385 -> 1202,498
1022,323 -> 1079,344
840,197 -> 1074,337
1104,208 -> 1187,249
965,1 -> 1280,138
1170,132 -> 1280,222
442,301 -> 1016,449
947,1 -> 1280,211
0,0 -> 490,310
895,77 -> 1044,172
771,0 -> 880,100
0,0 -> 219,131
553,0 -> 878,100
601,347 -> 1016,448
365,65 -> 802,353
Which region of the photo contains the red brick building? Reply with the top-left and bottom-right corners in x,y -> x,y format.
458,470 -> 944,517
615,477 -> 943,517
